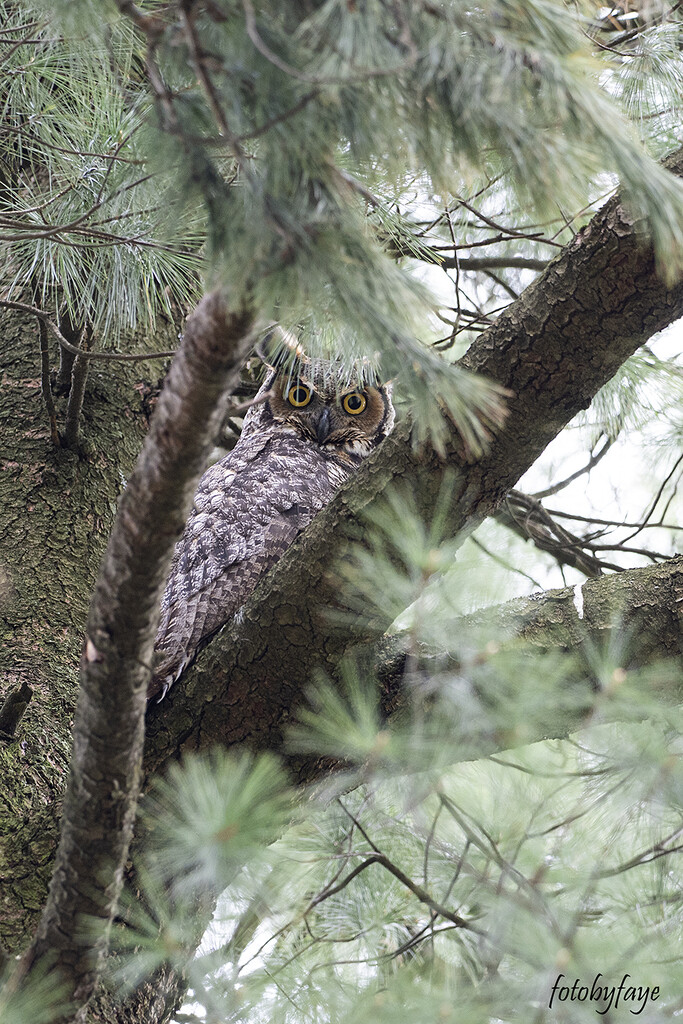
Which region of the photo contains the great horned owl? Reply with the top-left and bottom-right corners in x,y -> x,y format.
149,361 -> 395,699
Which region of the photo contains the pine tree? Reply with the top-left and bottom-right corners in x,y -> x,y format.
1,1 -> 682,1022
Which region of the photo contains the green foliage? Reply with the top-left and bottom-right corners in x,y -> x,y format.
101,489 -> 683,1024
106,702 -> 683,1023
0,963 -> 70,1024
109,750 -> 295,991
3,0 -> 683,441
142,749 -> 295,895
583,346 -> 683,442
0,3 -> 203,339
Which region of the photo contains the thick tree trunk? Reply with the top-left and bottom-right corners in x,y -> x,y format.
0,308 -> 166,952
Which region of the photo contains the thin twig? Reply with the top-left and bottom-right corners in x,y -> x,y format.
222,389 -> 273,419
618,451 -> 683,546
238,89 -> 320,142
497,491 -> 611,577
1,300 -> 177,362
0,117 -> 145,164
532,437 -> 614,499
336,799 -> 478,932
62,325 -> 92,449
423,801 -> 443,887
331,166 -> 382,208
456,196 -> 564,247
594,825 -> 683,879
309,851 -> 475,931
443,204 -> 462,349
483,269 -> 519,302
388,922 -> 460,960
471,535 -> 545,589
180,2 -> 256,188
543,508 -> 683,532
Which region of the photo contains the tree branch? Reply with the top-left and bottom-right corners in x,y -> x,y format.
62,325 -> 92,450
494,490 -> 613,577
438,255 -> 549,272
145,146 -> 683,775
18,292 -> 258,1018
0,300 -> 178,363
374,555 -> 683,736
532,435 -> 614,499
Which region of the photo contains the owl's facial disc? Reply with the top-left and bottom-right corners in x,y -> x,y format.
260,372 -> 392,456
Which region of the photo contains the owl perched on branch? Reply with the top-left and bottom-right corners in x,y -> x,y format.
149,356 -> 395,700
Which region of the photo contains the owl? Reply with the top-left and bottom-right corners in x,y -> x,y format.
148,360 -> 395,699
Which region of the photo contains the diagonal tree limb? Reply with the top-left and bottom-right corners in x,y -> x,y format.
17,292 -> 258,1019
145,146 -> 683,775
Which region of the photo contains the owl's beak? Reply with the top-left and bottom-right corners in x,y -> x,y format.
314,407 -> 332,443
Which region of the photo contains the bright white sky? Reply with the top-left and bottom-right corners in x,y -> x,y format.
462,316 -> 683,604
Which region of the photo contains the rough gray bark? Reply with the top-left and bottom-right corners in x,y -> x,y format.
0,307 -> 157,954
16,293 -> 257,1019
145,149 -> 683,774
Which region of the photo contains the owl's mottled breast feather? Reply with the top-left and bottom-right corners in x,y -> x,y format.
151,431 -> 352,696
149,365 -> 394,700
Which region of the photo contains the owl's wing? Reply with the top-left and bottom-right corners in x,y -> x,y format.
150,433 -> 340,699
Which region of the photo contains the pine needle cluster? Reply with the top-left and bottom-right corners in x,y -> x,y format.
2,0 -> 683,440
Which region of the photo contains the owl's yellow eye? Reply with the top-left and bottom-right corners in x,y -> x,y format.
287,383 -> 312,408
342,391 -> 367,415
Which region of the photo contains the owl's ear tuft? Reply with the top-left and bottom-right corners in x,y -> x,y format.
255,326 -> 309,375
